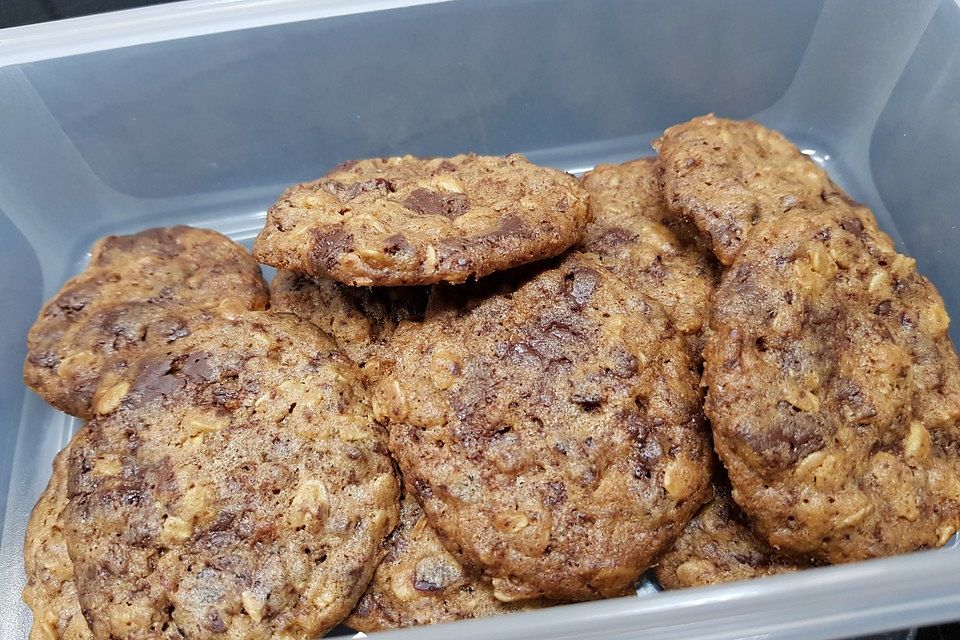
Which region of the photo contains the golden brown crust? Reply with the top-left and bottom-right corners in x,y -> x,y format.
346,495 -> 544,632
654,479 -> 815,589
253,154 -> 590,286
23,443 -> 93,640
374,252 -> 712,601
653,115 -> 871,265
64,311 -> 399,639
705,210 -> 960,563
268,270 -> 427,368
580,158 -> 719,346
24,227 -> 269,418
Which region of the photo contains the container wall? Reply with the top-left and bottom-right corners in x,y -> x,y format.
871,0 -> 960,344
2,1 -> 960,639
10,0 -> 822,199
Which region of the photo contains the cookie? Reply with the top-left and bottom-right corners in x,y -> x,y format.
374,252 -> 712,601
654,114 -> 873,265
346,495 -> 543,632
64,311 -> 399,638
705,210 -> 960,563
253,154 -> 590,286
269,270 -> 427,368
654,478 -> 814,590
23,442 -> 92,640
580,158 -> 719,344
24,226 -> 269,418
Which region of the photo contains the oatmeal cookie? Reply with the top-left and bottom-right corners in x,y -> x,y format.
654,115 -> 872,265
375,252 -> 712,601
706,210 -> 960,562
24,227 -> 268,418
65,311 -> 399,638
253,154 -> 589,286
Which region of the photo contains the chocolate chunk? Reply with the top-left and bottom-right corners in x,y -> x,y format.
310,228 -> 355,270
29,351 -> 59,369
839,216 -> 865,237
160,319 -> 191,343
413,557 -> 462,592
741,408 -> 825,469
204,608 -> 228,634
490,214 -> 526,238
570,388 -> 604,408
126,359 -> 186,407
322,177 -> 396,201
179,351 -> 215,382
563,267 -> 600,308
403,189 -> 470,219
56,288 -> 93,315
98,227 -> 182,260
544,481 -> 567,506
412,477 -> 435,500
591,227 -> 637,250
498,341 -> 544,364
383,233 -> 413,256
609,350 -> 639,378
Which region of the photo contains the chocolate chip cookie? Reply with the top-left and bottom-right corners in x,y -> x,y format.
347,495 -> 543,632
253,154 -> 590,286
65,311 -> 399,638
23,442 -> 92,640
654,115 -> 873,265
24,226 -> 269,418
374,252 -> 712,601
269,270 -> 427,368
654,477 -> 814,589
706,210 -> 960,563
580,158 -> 719,346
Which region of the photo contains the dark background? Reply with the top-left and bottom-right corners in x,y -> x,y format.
1,0 -> 176,26
1,2 -> 958,640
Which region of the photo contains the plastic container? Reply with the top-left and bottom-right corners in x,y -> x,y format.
1,0 -> 959,638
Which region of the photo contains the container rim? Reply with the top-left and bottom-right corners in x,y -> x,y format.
369,545 -> 960,639
0,0 -> 452,67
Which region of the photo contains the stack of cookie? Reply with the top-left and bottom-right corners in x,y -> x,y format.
22,229 -> 400,639
21,118 -> 960,638
655,116 -> 960,582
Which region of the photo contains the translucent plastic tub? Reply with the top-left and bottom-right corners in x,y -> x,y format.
1,1 -> 959,638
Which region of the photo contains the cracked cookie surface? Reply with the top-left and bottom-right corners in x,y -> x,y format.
253,154 -> 589,286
